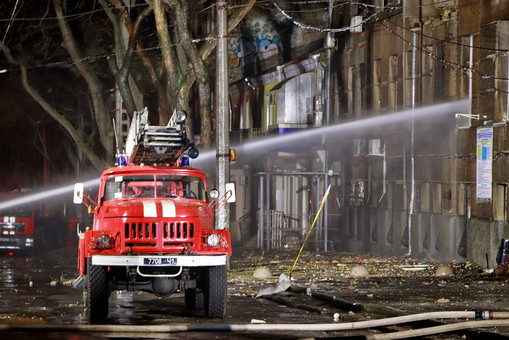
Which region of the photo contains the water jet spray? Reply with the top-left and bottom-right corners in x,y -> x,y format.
0,178 -> 99,211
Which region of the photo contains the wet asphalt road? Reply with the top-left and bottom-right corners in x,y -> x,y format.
2,247 -> 509,339
0,248 -> 344,340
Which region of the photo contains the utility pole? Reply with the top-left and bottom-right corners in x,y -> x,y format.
215,0 -> 230,230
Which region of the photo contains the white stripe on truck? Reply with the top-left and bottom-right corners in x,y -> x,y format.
142,200 -> 157,217
161,200 -> 176,217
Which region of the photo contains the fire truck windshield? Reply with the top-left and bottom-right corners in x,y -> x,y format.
0,199 -> 33,217
104,174 -> 206,201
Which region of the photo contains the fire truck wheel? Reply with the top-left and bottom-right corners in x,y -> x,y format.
184,288 -> 204,310
204,265 -> 227,318
85,258 -> 109,324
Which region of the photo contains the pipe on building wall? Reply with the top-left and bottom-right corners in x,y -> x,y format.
257,175 -> 264,249
324,0 -> 334,126
469,34 -> 473,112
405,28 -> 418,257
378,151 -> 387,203
313,54 -> 326,127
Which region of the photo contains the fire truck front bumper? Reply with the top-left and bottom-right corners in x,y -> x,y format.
0,235 -> 34,250
91,254 -> 227,267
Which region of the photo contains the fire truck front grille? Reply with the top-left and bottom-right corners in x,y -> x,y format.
125,222 -> 157,240
163,222 -> 194,240
124,222 -> 194,247
0,222 -> 25,232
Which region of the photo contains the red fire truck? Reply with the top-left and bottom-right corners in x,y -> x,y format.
0,189 -> 37,253
74,109 -> 233,323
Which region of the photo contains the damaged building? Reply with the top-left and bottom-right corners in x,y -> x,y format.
219,0 -> 509,269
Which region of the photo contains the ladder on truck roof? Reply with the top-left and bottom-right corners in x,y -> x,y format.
124,108 -> 194,165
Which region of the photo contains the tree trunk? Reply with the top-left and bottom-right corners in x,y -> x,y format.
53,0 -> 114,162
152,0 -> 179,124
171,0 -> 213,147
176,0 -> 256,144
0,42 -> 106,171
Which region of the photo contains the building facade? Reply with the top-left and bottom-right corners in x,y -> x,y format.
224,0 -> 509,268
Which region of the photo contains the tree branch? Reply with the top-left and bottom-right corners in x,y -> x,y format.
0,42 -> 106,171
53,0 -> 113,160
178,0 -> 256,105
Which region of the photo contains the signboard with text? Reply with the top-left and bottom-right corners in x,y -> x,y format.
476,127 -> 493,200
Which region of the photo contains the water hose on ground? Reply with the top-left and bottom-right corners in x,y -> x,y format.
365,319 -> 509,339
1,311 -> 508,334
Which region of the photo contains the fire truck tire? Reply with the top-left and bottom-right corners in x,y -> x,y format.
85,259 -> 109,324
204,265 -> 227,318
185,288 -> 204,310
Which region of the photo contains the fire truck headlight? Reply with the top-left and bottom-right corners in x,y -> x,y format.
96,234 -> 114,249
207,233 -> 220,247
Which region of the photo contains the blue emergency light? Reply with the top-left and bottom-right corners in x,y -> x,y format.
116,154 -> 127,166
188,147 -> 199,159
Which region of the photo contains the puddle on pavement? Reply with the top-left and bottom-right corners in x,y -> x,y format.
2,248 -> 509,339
0,250 -> 83,325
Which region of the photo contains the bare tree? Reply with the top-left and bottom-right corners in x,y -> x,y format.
53,0 -> 114,164
0,0 -> 255,171
0,42 -> 105,170
106,0 -> 256,148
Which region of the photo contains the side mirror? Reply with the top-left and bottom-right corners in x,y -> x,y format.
73,183 -> 84,204
226,182 -> 236,203
209,189 -> 220,199
208,183 -> 235,202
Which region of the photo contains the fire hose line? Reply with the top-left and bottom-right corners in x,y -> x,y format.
0,311 -> 509,334
365,320 -> 509,340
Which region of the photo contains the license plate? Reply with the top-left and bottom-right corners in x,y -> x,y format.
143,257 -> 177,265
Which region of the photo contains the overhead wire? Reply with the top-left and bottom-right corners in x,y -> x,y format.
0,0 -> 392,71
1,0 -> 508,91
386,19 -> 509,53
269,0 -> 509,89
270,0 -> 400,33
0,2 -> 149,22
380,20 -> 509,94
1,0 -> 19,43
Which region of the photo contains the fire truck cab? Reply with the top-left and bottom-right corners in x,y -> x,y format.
74,109 -> 232,324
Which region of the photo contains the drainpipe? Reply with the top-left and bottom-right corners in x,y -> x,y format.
378,149 -> 386,203
258,175 -> 264,249
469,34 -> 473,112
324,0 -> 334,126
313,54 -> 326,127
406,28 -> 418,257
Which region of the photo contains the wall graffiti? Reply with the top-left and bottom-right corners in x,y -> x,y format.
228,36 -> 280,68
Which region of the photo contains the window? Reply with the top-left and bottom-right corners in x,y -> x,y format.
104,174 -> 206,201
404,50 -> 413,107
0,199 -> 33,217
388,55 -> 399,110
373,59 -> 387,112
347,66 -> 354,116
457,35 -> 474,129
493,184 -> 507,221
459,36 -> 473,100
495,53 -> 509,122
421,45 -> 434,105
347,64 -> 365,117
